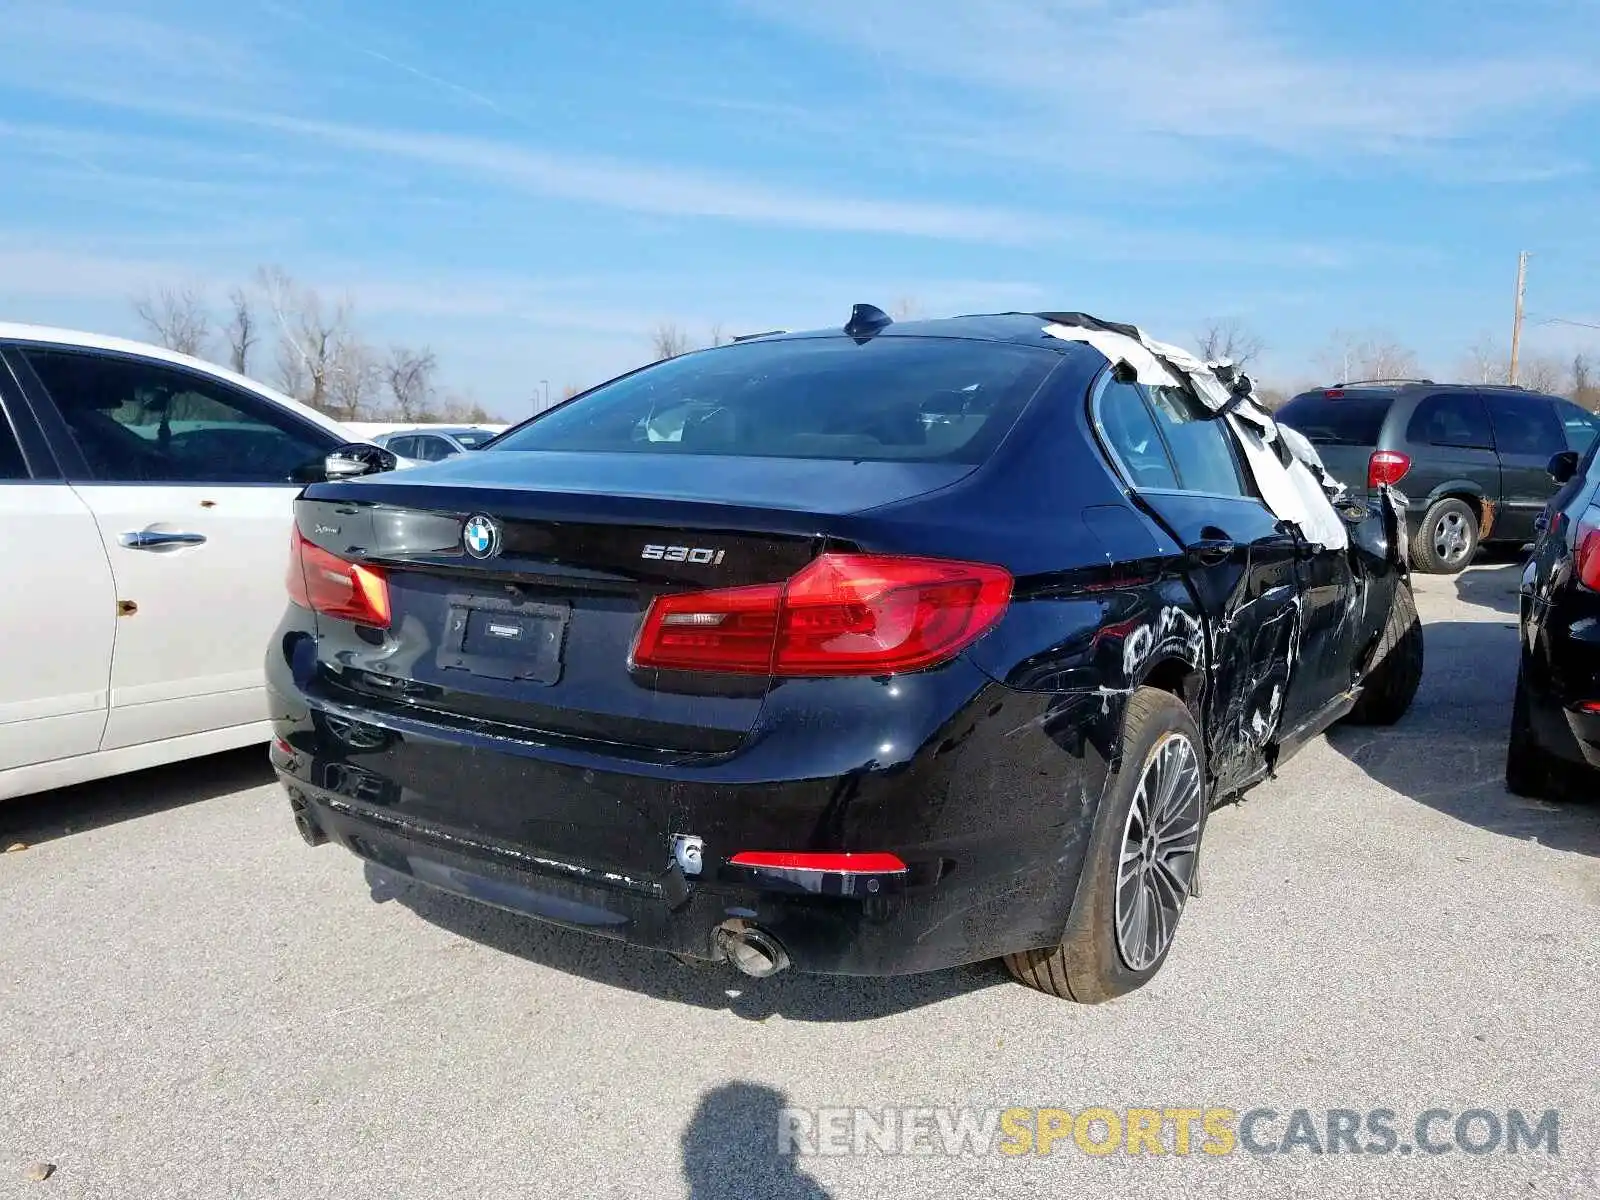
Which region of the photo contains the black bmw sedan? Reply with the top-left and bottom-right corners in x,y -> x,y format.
1508,441 -> 1600,796
267,309 -> 1423,1002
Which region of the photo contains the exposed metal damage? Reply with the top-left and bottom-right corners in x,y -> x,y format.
1028,312 -> 1412,799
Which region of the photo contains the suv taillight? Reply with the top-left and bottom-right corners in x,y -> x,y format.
286,527 -> 392,628
1368,450 -> 1411,489
1575,514 -> 1600,593
631,552 -> 1012,676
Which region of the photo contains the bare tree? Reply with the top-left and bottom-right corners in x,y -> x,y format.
1573,354 -> 1598,412
435,392 -> 494,423
385,346 -> 438,421
650,322 -> 694,361
560,383 -> 584,402
1194,317 -> 1265,369
323,340 -> 383,422
223,287 -> 258,375
131,286 -> 212,357
1315,331 -> 1421,384
1461,334 -> 1508,384
1520,354 -> 1566,396
890,297 -> 923,321
1254,385 -> 1291,411
707,321 -> 728,348
258,266 -> 356,414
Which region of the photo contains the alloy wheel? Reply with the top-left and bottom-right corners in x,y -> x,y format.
1433,511 -> 1472,565
1114,732 -> 1203,971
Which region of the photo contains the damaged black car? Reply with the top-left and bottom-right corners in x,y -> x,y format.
266,307 -> 1423,1002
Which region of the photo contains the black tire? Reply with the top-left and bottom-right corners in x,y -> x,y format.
1003,688 -> 1204,1003
1410,497 -> 1480,574
1346,581 -> 1424,725
1505,665 -> 1554,798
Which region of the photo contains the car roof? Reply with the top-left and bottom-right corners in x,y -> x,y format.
735,311 -> 1125,357
1290,380 -> 1566,405
0,320 -> 353,439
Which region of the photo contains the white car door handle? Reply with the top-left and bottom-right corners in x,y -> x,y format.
119,530 -> 207,550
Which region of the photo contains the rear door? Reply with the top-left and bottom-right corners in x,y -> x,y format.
1093,374 -> 1306,792
15,346 -> 340,750
0,358 -> 115,779
1484,392 -> 1568,545
1402,392 -> 1498,515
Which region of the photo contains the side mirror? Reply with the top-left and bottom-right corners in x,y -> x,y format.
293,442 -> 399,483
1548,450 -> 1580,485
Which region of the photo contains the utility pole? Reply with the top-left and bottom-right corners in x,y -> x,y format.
1509,251 -> 1529,385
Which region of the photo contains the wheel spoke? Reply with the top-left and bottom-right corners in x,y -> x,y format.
1156,818 -> 1200,855
1143,879 -> 1166,963
1118,843 -> 1144,885
1118,877 -> 1147,963
1151,858 -> 1190,909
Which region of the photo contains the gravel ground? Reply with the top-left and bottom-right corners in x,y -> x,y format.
2,562 -> 1596,1199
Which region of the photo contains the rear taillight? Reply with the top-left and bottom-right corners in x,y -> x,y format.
1575,516 -> 1600,593
1368,450 -> 1411,489
631,552 -> 1012,676
286,527 -> 392,628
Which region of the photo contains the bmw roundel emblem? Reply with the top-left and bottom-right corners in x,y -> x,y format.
462,514 -> 501,560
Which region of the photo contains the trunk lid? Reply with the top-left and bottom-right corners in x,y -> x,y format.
296,455 -> 978,753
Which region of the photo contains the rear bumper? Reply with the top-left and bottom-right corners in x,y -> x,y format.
1564,708 -> 1600,769
266,657 -> 1115,978
275,770 -> 1065,975
1525,600 -> 1600,770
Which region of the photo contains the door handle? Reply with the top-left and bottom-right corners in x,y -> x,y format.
1186,537 -> 1236,566
119,530 -> 207,550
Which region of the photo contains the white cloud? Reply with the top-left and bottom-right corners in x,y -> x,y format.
736,0 -> 1600,161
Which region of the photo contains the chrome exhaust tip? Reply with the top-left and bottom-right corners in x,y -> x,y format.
715,920 -> 790,979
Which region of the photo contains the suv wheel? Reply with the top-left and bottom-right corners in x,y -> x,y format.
1411,497 -> 1480,574
1003,688 -> 1204,1003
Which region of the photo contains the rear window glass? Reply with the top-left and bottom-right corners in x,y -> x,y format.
451,429 -> 495,448
492,337 -> 1057,463
1275,393 -> 1393,445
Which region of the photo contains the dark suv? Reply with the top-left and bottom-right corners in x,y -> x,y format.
1277,382 -> 1600,574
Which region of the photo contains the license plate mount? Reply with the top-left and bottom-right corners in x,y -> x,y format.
438,593 -> 570,685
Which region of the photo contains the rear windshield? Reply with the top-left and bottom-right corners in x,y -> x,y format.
451,429 -> 496,448
1275,393 -> 1394,446
491,336 -> 1057,463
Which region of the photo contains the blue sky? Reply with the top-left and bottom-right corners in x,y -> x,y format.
1,0 -> 1598,415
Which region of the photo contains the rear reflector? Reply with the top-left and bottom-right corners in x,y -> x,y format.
1368,449 -> 1412,489
287,527 -> 392,628
729,851 -> 908,874
1575,516 -> 1600,593
632,552 -> 1012,676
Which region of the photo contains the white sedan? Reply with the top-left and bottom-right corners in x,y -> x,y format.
0,323 -> 401,801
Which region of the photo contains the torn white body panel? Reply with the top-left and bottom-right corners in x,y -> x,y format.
1044,317 -> 1349,550
1227,417 -> 1349,550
